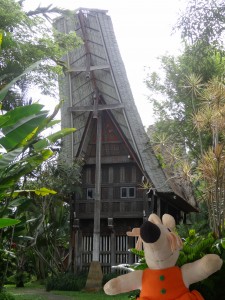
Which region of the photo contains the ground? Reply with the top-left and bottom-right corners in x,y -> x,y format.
9,288 -> 72,300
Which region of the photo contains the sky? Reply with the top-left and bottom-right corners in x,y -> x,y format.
23,0 -> 186,128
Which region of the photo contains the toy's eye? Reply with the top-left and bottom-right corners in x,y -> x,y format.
167,228 -> 171,232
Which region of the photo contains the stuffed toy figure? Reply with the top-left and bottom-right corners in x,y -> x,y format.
104,213 -> 223,299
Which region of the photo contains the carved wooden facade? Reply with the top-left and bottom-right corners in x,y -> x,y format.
55,8 -> 198,273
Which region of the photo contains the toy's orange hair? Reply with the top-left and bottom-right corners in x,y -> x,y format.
167,231 -> 183,252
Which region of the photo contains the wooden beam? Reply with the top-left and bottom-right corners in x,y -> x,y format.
93,113 -> 102,261
93,92 -> 99,119
85,53 -> 91,79
68,64 -> 110,73
68,103 -> 124,112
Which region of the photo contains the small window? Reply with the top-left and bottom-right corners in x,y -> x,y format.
129,187 -> 135,197
120,187 -> 136,198
121,188 -> 127,198
87,188 -> 95,199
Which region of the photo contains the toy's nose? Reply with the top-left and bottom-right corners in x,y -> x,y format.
140,221 -> 161,243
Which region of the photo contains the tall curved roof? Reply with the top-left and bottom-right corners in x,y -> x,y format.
54,8 -> 198,211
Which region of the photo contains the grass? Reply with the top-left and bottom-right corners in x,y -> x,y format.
52,290 -> 130,299
5,286 -> 46,300
6,285 -> 130,300
8,295 -> 45,300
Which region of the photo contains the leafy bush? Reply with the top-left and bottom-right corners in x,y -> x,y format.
191,263 -> 225,299
177,230 -> 225,299
176,229 -> 216,266
7,271 -> 30,288
45,272 -> 87,291
0,249 -> 16,288
177,203 -> 211,237
0,292 -> 15,300
102,272 -> 119,286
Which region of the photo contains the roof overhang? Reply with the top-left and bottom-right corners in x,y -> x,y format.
158,192 -> 199,213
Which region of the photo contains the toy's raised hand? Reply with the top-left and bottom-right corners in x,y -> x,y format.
103,270 -> 143,295
182,254 -> 223,287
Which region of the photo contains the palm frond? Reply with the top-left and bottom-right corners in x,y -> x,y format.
26,4 -> 73,20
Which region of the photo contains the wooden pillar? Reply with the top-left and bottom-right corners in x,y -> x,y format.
74,228 -> 81,272
93,113 -> 102,261
110,230 -> 116,270
73,230 -> 77,272
128,236 -> 134,264
67,199 -> 74,272
157,197 -> 161,217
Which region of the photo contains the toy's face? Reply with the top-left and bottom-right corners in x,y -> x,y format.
140,214 -> 182,270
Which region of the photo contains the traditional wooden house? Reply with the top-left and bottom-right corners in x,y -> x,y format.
54,8 -> 198,273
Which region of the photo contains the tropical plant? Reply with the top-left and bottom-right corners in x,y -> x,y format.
177,202 -> 210,237
0,103 -> 75,193
0,85 -> 77,286
176,0 -> 225,48
192,77 -> 225,237
0,158 -> 83,285
0,0 -> 82,110
45,272 -> 87,291
0,3 -> 82,285
0,291 -> 15,300
145,45 -> 225,160
0,0 -> 83,292
142,1 -> 225,295
177,230 -> 225,299
0,102 -> 76,286
145,9 -> 225,234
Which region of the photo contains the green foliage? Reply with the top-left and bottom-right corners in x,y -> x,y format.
0,61 -> 43,102
176,230 -> 216,266
0,103 -> 75,201
176,0 -> 225,47
179,230 -> 225,299
146,45 -> 225,160
45,272 -> 87,291
0,0 -> 25,29
0,30 -> 15,51
102,272 -> 119,286
177,203 -> 210,237
7,271 -> 30,288
191,263 -> 225,300
0,0 -> 82,109
128,249 -> 147,271
181,231 -> 225,299
0,248 -> 16,289
0,0 -> 82,292
0,81 -> 76,289
146,0 -> 225,238
0,219 -> 20,229
128,290 -> 140,300
0,291 -> 15,300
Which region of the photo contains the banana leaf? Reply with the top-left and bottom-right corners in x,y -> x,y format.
0,218 -> 20,229
33,128 -> 76,151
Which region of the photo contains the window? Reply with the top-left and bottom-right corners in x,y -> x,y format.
87,188 -> 95,199
120,187 -> 136,198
